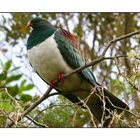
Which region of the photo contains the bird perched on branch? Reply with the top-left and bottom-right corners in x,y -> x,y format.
26,17 -> 129,127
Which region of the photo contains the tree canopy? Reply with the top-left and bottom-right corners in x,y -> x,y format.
0,13 -> 140,127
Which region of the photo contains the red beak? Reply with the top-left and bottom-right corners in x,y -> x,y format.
27,22 -> 32,28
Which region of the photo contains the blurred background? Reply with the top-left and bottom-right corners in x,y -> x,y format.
0,13 -> 140,127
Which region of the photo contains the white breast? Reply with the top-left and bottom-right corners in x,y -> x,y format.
27,34 -> 82,92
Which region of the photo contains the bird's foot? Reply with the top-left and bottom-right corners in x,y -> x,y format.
56,72 -> 65,82
49,72 -> 64,89
50,80 -> 55,89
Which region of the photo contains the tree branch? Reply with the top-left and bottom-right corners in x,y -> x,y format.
26,115 -> 48,128
64,55 -> 127,78
6,87 -> 52,127
6,55 -> 128,127
102,29 -> 140,56
7,29 -> 140,127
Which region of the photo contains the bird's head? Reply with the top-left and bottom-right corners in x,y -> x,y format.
27,17 -> 52,30
27,17 -> 57,49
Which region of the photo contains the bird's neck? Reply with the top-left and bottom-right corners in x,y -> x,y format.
27,26 -> 57,49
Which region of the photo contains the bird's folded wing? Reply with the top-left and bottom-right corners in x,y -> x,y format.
54,28 -> 97,86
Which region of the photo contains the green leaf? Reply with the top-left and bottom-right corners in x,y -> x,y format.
6,74 -> 22,84
19,80 -> 34,92
0,102 -> 13,111
4,60 -> 12,72
20,94 -> 32,102
0,73 -> 5,80
1,92 -> 8,99
9,66 -> 20,72
7,85 -> 19,97
0,116 -> 6,127
20,79 -> 26,88
23,84 -> 34,91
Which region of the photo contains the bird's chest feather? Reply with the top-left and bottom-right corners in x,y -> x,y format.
27,34 -> 82,91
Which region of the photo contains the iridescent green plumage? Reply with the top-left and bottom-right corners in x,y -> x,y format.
27,17 -> 57,49
54,29 -> 97,85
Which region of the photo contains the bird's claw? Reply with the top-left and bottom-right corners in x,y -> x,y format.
56,72 -> 64,82
49,72 -> 64,89
50,80 -> 55,89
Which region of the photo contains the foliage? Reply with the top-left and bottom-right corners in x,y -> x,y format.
0,60 -> 34,127
27,96 -> 92,128
0,13 -> 140,127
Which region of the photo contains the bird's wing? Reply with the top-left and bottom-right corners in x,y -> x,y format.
54,28 -> 96,85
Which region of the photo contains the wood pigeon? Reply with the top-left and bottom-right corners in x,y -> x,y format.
26,17 -> 129,127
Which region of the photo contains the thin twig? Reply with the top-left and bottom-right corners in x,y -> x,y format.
72,105 -> 84,127
0,109 -> 18,127
114,58 -> 140,92
25,115 -> 48,128
29,103 -> 76,125
22,87 -> 52,117
102,30 -> 140,56
100,86 -> 106,126
6,86 -> 52,127
105,96 -> 140,120
1,88 -> 19,106
82,101 -> 97,127
78,88 -> 97,127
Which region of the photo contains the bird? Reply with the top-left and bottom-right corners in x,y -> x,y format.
26,17 -> 129,127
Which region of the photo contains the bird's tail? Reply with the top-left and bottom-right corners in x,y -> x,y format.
87,86 -> 129,127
